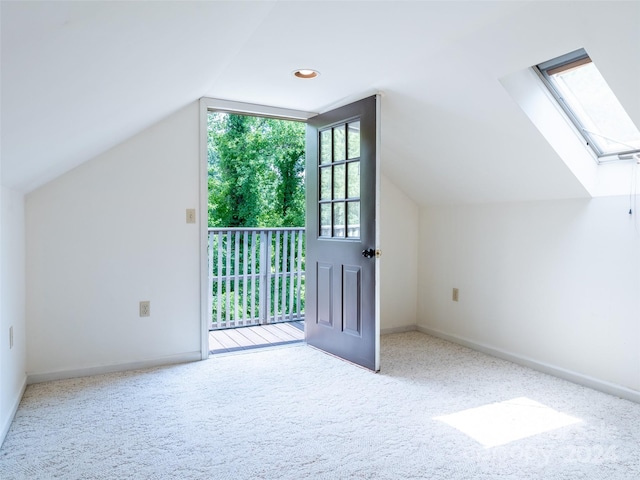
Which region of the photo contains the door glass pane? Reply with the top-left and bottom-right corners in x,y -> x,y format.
348,121 -> 360,159
320,129 -> 332,165
333,202 -> 345,238
347,201 -> 360,238
320,167 -> 332,200
333,125 -> 346,162
347,161 -> 360,198
333,164 -> 345,199
320,204 -> 331,237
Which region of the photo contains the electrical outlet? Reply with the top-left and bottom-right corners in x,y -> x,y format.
140,301 -> 150,317
9,326 -> 13,349
186,208 -> 196,224
452,288 -> 459,302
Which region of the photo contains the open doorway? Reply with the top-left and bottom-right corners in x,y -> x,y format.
200,96 -> 380,371
206,111 -> 306,354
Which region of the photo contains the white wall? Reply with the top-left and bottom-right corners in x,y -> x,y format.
380,175 -> 418,332
418,196 -> 640,396
0,186 -> 27,445
25,102 -> 201,380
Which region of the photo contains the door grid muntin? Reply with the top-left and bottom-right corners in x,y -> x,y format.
318,119 -> 361,239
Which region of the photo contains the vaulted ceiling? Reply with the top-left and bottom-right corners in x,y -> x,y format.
2,1 -> 639,204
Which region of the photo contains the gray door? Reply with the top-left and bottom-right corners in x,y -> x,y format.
305,95 -> 379,371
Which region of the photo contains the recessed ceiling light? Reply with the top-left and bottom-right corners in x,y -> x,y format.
293,69 -> 320,79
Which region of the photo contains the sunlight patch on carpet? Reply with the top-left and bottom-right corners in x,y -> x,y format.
434,397 -> 582,448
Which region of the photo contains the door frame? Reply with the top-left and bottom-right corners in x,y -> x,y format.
198,98 -> 316,359
198,95 -> 381,362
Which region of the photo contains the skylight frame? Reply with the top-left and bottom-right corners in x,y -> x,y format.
535,48 -> 640,163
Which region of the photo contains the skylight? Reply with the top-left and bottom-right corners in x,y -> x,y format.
536,48 -> 640,161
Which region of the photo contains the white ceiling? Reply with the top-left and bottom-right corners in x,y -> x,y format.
2,1 -> 639,205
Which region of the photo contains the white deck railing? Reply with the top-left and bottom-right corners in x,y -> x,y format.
207,228 -> 305,330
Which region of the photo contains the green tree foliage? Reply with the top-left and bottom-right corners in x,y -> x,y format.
208,112 -> 306,227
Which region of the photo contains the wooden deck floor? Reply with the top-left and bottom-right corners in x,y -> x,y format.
209,321 -> 305,354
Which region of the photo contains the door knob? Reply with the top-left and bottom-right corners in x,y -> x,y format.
362,248 -> 375,258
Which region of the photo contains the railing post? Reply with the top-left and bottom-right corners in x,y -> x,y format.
225,230 -> 232,327
259,230 -> 269,325
288,230 -> 295,321
273,231 -> 281,324
207,231 -> 214,330
266,230 -> 273,324
297,230 -> 303,319
242,231 -> 249,326
250,231 -> 258,324
216,231 -> 223,326
233,231 -> 240,325
281,230 -> 288,322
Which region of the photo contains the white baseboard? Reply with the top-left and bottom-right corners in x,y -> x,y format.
417,325 -> 640,405
381,324 -> 417,335
26,351 -> 202,385
1,375 -> 27,448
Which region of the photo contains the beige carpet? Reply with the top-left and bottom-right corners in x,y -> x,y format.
1,331 -> 640,479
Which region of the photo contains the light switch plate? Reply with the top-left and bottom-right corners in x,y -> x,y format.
140,301 -> 150,317
186,208 -> 196,224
